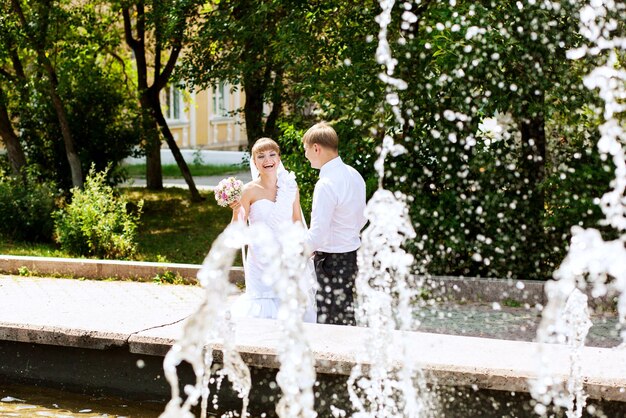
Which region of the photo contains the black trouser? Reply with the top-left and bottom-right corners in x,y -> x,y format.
313,250 -> 357,326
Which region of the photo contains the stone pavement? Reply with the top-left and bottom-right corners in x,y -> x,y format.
0,268 -> 621,350
1,273 -> 625,403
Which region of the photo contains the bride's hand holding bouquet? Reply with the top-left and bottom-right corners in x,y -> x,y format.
214,176 -> 244,209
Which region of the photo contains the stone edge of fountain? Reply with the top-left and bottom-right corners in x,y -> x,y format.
1,316 -> 624,402
1,255 -> 618,309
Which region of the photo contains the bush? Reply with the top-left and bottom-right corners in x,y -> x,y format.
53,166 -> 143,259
0,169 -> 58,242
19,57 -> 142,191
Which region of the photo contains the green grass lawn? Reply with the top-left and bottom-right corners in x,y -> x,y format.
122,163 -> 246,178
0,187 -> 241,266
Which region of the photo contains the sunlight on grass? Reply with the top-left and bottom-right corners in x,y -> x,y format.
0,187 -> 242,266
123,187 -> 239,265
0,241 -> 74,259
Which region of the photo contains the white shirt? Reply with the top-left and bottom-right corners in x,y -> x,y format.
306,156 -> 366,253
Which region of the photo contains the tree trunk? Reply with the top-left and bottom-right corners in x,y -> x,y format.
148,89 -> 204,202
145,139 -> 163,190
243,74 -> 266,150
264,69 -> 284,139
520,113 -> 546,214
10,0 -> 82,188
518,101 -> 547,277
139,96 -> 164,190
0,98 -> 26,177
41,54 -> 83,188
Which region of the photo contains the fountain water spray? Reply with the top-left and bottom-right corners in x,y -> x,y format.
270,224 -> 317,418
159,221 -> 316,418
345,1 -> 435,417
160,222 -> 251,418
348,189 -> 435,418
531,1 -> 626,416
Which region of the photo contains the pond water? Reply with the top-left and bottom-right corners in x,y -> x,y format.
2,380 -> 623,418
0,383 -> 166,418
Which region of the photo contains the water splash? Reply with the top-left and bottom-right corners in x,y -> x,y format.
531,287 -> 592,417
532,0 -> 626,416
348,190 -> 435,417
160,222 -> 251,418
271,224 -> 317,418
346,2 -> 436,416
159,221 -> 316,418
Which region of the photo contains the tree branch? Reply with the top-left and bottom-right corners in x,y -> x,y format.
105,48 -> 131,87
9,46 -> 26,80
122,7 -> 139,50
155,45 -> 182,91
10,0 -> 29,30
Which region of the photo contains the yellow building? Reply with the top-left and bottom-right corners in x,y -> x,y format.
0,82 -> 249,156
163,81 -> 248,151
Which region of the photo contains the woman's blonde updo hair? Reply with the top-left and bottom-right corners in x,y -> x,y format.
251,137 -> 281,158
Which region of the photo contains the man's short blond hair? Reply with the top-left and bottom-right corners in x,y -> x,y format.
302,122 -> 339,151
251,137 -> 280,157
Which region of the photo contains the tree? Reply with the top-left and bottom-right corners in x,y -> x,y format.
0,2 -> 36,178
118,0 -> 204,202
9,0 -> 84,188
181,0 -> 319,149
0,88 -> 26,177
1,0 -> 143,190
369,0 -> 614,279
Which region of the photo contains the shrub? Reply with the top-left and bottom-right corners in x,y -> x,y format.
53,166 -> 143,259
0,169 -> 58,242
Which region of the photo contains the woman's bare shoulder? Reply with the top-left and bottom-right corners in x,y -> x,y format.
242,180 -> 262,198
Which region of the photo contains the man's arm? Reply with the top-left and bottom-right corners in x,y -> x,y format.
305,180 -> 336,253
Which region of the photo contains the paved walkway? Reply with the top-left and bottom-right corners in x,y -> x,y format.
0,274 -> 621,348
1,274 -> 625,402
121,171 -> 252,191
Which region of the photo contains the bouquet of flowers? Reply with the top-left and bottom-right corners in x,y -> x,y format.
214,176 -> 244,207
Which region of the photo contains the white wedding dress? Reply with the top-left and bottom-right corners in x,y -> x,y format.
230,169 -> 317,323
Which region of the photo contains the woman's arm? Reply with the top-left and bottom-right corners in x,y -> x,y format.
231,184 -> 252,223
292,188 -> 303,223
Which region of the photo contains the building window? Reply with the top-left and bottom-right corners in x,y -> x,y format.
212,81 -> 229,118
165,85 -> 183,121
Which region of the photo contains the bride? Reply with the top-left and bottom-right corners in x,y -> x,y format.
229,137 -> 316,322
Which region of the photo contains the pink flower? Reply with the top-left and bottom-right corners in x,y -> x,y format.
214,176 -> 243,207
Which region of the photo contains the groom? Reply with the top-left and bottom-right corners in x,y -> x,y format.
303,122 -> 366,326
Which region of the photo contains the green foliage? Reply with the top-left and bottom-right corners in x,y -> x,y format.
20,56 -> 141,190
53,166 -> 143,259
1,187 -> 234,265
17,266 -> 31,276
0,0 -> 141,191
152,270 -> 185,285
0,169 -> 58,242
273,0 -> 623,282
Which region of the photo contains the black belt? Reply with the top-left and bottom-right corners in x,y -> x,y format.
314,250 -> 357,257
